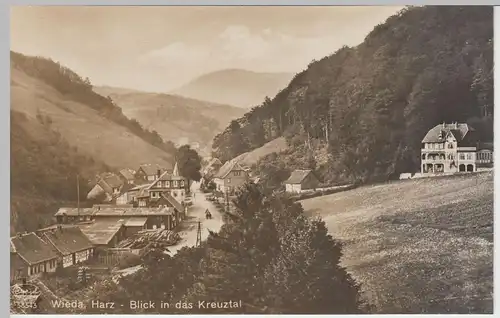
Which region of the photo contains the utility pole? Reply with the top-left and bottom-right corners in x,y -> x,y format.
77,174 -> 80,218
225,189 -> 230,214
195,221 -> 202,247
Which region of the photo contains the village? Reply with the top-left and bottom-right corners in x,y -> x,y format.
9,121 -> 494,313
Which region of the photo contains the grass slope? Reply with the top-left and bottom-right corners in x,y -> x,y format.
301,172 -> 493,314
233,137 -> 288,167
93,86 -> 246,150
11,67 -> 172,170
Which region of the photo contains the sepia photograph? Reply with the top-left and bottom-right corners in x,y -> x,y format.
9,5 -> 493,314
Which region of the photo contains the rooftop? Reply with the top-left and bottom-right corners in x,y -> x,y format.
214,159 -> 246,179
10,233 -> 59,265
284,169 -> 313,184
41,226 -> 93,255
55,207 -> 94,217
78,220 -> 124,245
422,122 -> 476,145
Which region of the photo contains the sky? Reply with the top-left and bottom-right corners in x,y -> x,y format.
11,6 -> 403,92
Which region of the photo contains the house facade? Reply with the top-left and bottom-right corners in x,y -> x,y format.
477,142 -> 494,166
213,160 -> 249,194
284,170 -> 320,193
421,122 -> 491,175
39,226 -> 94,268
119,168 -> 136,185
146,162 -> 188,204
10,233 -> 59,279
87,173 -> 124,202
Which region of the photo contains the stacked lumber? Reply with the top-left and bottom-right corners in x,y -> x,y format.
117,229 -> 181,249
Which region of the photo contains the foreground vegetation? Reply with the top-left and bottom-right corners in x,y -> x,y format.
84,184 -> 364,314
301,171 -> 493,314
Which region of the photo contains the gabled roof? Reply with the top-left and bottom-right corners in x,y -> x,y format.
147,163 -> 186,190
124,217 -> 148,227
41,226 -> 93,255
79,220 -> 124,245
214,159 -> 246,179
10,233 -> 59,265
161,192 -> 184,213
284,169 -> 314,184
138,164 -> 168,176
119,168 -> 136,181
422,123 -> 476,144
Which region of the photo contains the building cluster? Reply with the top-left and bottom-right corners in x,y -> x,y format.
10,162 -> 190,283
10,225 -> 94,283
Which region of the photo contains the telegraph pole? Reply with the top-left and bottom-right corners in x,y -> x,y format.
225,189 -> 230,214
77,174 -> 80,218
195,221 -> 202,247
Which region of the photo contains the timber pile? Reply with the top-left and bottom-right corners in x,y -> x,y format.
116,229 -> 181,249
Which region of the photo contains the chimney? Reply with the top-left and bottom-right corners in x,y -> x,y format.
442,122 -> 445,128
57,225 -> 62,232
157,169 -> 161,179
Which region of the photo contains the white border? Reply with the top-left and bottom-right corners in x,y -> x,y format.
6,2 -> 498,317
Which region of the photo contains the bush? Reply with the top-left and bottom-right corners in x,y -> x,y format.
116,252 -> 142,270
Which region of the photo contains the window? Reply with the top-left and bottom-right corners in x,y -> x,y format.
466,153 -> 472,160
180,181 -> 185,187
448,143 -> 454,149
173,181 -> 178,188
459,153 -> 465,160
166,181 -> 170,188
234,171 -> 241,176
151,192 -> 158,198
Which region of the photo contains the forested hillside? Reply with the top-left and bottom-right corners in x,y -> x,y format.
11,111 -> 109,233
212,6 -> 493,185
10,52 -> 178,233
93,86 -> 246,151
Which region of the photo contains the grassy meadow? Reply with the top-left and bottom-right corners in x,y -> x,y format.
301,171 -> 493,314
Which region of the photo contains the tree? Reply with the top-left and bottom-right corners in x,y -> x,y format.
175,145 -> 202,184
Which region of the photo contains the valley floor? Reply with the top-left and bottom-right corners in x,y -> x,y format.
301,171 -> 493,314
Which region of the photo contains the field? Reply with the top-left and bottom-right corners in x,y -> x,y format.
301,171 -> 494,314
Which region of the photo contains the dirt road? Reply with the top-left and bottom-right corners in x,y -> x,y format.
167,181 -> 223,255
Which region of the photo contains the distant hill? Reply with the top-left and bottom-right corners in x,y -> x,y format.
10,51 -> 176,233
93,86 -> 246,153
212,6 -> 494,186
170,69 -> 294,108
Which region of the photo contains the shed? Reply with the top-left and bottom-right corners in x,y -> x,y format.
284,169 -> 320,193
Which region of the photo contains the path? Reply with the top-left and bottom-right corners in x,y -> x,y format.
167,181 -> 223,255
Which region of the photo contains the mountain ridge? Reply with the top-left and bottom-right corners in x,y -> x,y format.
170,68 -> 295,108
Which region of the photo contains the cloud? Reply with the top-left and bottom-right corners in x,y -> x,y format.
138,24 -> 347,80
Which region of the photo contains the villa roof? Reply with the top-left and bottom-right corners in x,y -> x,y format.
422,123 -> 476,145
